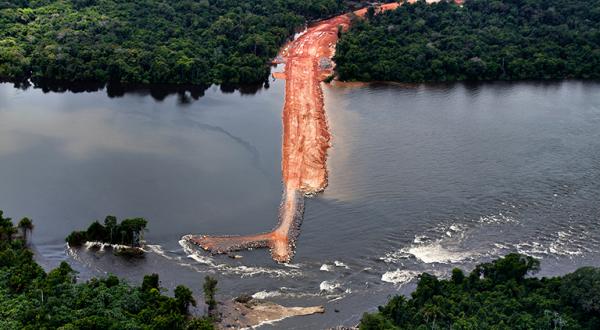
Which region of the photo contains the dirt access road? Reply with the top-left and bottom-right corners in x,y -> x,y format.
188,2 -> 449,262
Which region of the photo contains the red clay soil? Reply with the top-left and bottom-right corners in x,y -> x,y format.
188,1 -> 456,263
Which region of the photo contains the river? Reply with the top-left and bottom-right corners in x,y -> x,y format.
0,78 -> 599,328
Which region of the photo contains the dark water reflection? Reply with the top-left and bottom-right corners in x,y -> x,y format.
1,79 -> 600,329
0,79 -> 284,244
2,78 -> 267,103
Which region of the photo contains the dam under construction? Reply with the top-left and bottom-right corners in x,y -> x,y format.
187,188 -> 305,263
186,3 -> 401,263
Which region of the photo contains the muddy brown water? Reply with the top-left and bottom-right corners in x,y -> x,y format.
1,79 -> 600,329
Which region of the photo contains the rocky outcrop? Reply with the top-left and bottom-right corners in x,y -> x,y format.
219,297 -> 324,329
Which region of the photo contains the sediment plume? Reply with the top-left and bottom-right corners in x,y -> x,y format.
187,2 -> 434,262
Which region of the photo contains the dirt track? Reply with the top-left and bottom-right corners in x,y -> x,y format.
188,2 -> 441,263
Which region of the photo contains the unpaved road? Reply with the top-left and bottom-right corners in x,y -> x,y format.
189,2 -> 448,263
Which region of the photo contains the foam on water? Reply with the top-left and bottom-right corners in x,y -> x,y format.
282,263 -> 303,269
84,241 -> 133,250
251,286 -> 342,301
381,238 -> 476,264
413,235 -> 428,244
320,264 -> 334,272
381,269 -> 419,285
177,238 -> 302,278
145,244 -> 174,260
512,228 -> 596,259
333,260 -> 349,269
408,243 -> 474,264
240,315 -> 290,330
66,245 -> 90,266
319,280 -> 341,293
478,213 -> 519,225
252,290 -> 282,300
469,223 -> 599,260
65,244 -> 110,275
380,212 -> 522,265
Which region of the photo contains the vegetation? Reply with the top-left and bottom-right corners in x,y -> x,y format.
335,0 -> 600,82
0,0 -> 350,86
66,215 -> 147,247
17,217 -> 33,244
0,210 -> 215,329
203,275 -> 218,318
0,210 -> 18,241
0,210 -> 32,243
360,253 -> 600,329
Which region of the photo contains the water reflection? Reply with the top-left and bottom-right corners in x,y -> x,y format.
0,80 -> 284,246
1,78 -> 269,103
2,79 -> 600,329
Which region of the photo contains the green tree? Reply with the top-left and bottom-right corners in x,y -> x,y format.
0,0 -> 348,86
119,217 -> 147,247
0,218 -> 216,329
359,253 -> 599,329
203,276 -> 218,317
17,217 -> 33,244
335,0 -> 600,83
65,231 -> 87,246
186,318 -> 215,330
175,285 -> 196,315
104,215 -> 118,243
142,273 -> 160,292
86,221 -> 107,242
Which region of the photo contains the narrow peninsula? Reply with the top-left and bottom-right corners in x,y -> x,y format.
187,3 -> 403,263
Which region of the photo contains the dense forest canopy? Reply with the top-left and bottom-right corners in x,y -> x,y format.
335,0 -> 600,82
0,0 -> 349,86
66,215 -> 148,247
0,210 -> 215,329
360,253 -> 600,329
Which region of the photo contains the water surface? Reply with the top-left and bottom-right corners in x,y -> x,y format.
1,79 -> 599,329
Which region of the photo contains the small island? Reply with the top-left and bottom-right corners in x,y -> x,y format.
66,215 -> 147,257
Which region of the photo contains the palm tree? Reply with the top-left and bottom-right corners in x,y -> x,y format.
18,217 -> 34,244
